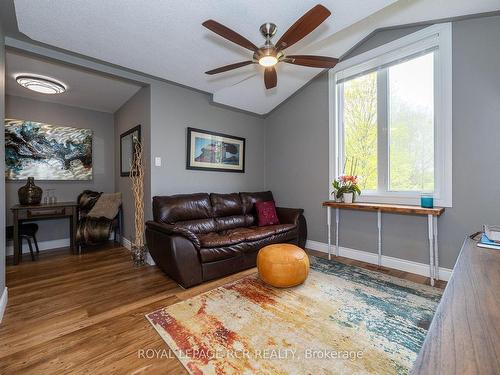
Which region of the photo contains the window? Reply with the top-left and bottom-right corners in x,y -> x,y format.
388,53 -> 434,192
343,72 -> 378,190
330,23 -> 452,206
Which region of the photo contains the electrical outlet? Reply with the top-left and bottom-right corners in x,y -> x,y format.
155,157 -> 162,167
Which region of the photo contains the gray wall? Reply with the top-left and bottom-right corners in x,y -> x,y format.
265,15 -> 500,269
149,82 -> 267,199
114,86 -> 151,241
265,73 -> 330,244
115,82 -> 267,243
5,95 -> 115,245
0,22 -> 6,293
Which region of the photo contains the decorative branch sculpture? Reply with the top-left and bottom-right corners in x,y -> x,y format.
130,140 -> 145,263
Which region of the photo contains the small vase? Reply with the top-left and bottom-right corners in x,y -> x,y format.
18,177 -> 43,205
343,192 -> 354,204
131,245 -> 146,266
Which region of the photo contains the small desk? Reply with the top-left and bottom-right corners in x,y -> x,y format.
11,202 -> 78,265
411,238 -> 500,374
322,201 -> 445,286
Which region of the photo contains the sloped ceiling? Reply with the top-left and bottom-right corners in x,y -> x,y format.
13,0 -> 500,115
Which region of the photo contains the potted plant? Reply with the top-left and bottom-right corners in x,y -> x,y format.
332,175 -> 361,203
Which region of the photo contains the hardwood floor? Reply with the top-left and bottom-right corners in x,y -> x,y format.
0,244 -> 446,374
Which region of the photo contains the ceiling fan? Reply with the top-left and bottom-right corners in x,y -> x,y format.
202,4 -> 338,90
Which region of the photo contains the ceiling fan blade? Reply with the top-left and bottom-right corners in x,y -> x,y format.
264,67 -> 277,89
205,61 -> 255,75
285,55 -> 338,68
202,20 -> 258,51
276,5 -> 331,51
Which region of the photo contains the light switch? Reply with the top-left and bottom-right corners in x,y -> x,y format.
155,157 -> 162,167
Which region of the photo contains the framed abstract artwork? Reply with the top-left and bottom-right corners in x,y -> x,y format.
120,124 -> 141,177
186,127 -> 245,173
5,118 -> 93,181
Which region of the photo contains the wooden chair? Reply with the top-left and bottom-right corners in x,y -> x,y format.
6,223 -> 40,261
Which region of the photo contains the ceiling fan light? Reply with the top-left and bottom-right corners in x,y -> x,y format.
16,75 -> 67,95
258,55 -> 278,67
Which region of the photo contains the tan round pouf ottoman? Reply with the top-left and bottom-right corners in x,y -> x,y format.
257,243 -> 310,288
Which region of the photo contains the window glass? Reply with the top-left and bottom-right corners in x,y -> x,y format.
343,72 -> 378,190
388,53 -> 434,191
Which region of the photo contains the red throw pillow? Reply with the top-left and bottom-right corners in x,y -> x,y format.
255,200 -> 280,226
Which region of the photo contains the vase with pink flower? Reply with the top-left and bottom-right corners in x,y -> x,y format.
332,175 -> 361,203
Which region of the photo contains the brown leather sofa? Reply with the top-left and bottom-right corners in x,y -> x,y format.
145,191 -> 307,288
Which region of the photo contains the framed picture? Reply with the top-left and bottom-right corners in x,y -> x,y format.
5,118 -> 93,181
120,125 -> 141,177
186,127 -> 245,173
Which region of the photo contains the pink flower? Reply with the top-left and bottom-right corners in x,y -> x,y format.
337,175 -> 359,186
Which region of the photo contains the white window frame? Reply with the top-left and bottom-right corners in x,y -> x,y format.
329,23 -> 452,207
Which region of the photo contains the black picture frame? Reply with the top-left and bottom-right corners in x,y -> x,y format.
120,125 -> 141,177
186,127 -> 245,173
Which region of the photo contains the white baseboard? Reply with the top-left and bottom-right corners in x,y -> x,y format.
0,287 -> 8,324
6,231 -> 119,256
306,240 -> 453,282
145,252 -> 156,266
121,236 -> 155,266
121,236 -> 132,250
6,238 -> 70,256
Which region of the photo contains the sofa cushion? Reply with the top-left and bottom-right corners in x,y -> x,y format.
153,193 -> 212,224
239,224 -> 295,242
215,215 -> 247,232
198,232 -> 243,248
210,193 -> 244,217
199,227 -> 299,263
199,246 -> 243,263
197,224 -> 296,249
176,218 -> 216,234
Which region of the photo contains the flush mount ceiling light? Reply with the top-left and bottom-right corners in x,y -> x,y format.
16,75 -> 67,94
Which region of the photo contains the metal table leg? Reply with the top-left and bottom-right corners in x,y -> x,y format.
434,216 -> 439,281
335,208 -> 340,257
377,210 -> 382,267
327,207 -> 332,260
427,214 -> 435,286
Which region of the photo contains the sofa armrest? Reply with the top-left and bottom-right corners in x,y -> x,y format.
276,207 -> 304,225
276,207 -> 307,249
146,221 -> 200,249
146,224 -> 203,288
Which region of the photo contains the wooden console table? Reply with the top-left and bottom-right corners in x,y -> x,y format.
411,238 -> 500,374
11,202 -> 78,265
323,201 -> 445,286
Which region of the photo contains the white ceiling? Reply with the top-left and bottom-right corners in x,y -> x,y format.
5,51 -> 142,113
13,0 -> 500,115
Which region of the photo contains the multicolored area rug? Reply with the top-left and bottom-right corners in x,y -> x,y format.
146,257 -> 442,374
